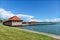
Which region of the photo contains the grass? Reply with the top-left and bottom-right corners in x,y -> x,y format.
0,23 -> 55,40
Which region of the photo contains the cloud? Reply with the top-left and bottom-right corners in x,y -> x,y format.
0,8 -> 60,22
0,8 -> 34,21
28,19 -> 41,22
17,14 -> 34,21
49,18 -> 60,22
34,18 -> 60,22
0,8 -> 14,19
29,18 -> 60,22
17,14 -> 34,19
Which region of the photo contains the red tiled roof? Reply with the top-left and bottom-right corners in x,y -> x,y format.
31,21 -> 36,22
8,16 -> 22,20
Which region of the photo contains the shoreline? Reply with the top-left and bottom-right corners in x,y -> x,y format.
10,27 -> 60,40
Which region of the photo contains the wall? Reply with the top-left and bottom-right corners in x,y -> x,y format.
3,22 -> 12,26
12,22 -> 22,26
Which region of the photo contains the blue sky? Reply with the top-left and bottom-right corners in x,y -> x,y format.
0,0 -> 59,22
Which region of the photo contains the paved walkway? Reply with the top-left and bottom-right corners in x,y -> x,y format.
9,27 -> 60,40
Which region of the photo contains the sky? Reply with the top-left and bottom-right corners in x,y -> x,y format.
0,0 -> 60,22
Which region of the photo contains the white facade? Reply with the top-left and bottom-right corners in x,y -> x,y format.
12,22 -> 22,26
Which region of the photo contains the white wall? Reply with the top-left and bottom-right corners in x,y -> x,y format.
12,22 -> 22,26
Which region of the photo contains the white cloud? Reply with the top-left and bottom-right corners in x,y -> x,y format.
49,18 -> 60,22
35,18 -> 60,22
17,14 -> 34,21
17,14 -> 34,19
29,18 -> 60,22
0,8 -> 14,19
0,8 -> 34,21
29,19 -> 42,22
0,8 -> 60,22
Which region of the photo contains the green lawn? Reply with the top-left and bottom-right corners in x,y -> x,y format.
0,23 -> 55,40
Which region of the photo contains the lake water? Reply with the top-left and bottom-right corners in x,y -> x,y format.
22,23 -> 60,35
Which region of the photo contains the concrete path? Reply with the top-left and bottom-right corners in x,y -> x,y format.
8,27 -> 60,40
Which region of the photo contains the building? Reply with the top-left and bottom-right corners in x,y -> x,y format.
22,22 -> 29,25
22,22 -> 26,24
29,21 -> 37,24
3,16 -> 23,26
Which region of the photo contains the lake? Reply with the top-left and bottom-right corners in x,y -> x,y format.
22,23 -> 60,36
